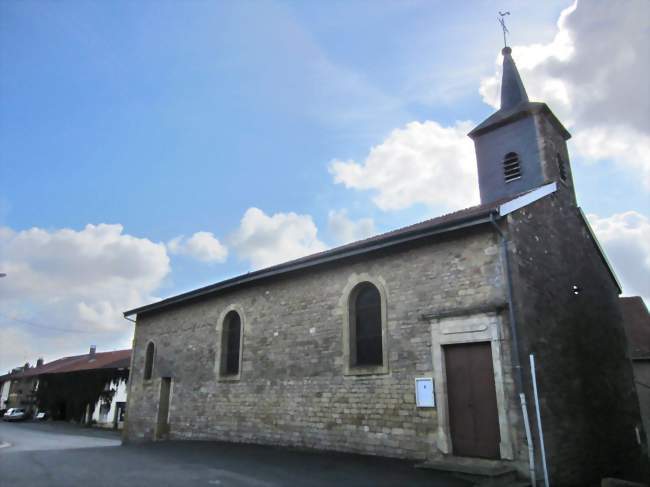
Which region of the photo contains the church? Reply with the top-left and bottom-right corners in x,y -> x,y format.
122,46 -> 646,484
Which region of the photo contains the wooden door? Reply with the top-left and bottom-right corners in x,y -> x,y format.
444,342 -> 500,459
155,377 -> 172,440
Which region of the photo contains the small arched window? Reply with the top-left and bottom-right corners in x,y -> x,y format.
503,152 -> 521,182
351,283 -> 383,367
144,342 -> 155,381
221,311 -> 242,376
556,153 -> 567,181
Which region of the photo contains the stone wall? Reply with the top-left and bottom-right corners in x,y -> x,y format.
124,227 -> 514,462
632,360 -> 650,456
507,188 -> 647,484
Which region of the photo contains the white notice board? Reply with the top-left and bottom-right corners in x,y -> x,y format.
415,377 -> 435,408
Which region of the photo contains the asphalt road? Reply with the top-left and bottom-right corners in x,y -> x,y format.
0,421 -> 470,487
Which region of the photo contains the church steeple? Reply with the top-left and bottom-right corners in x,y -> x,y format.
500,46 -> 529,110
468,45 -> 574,206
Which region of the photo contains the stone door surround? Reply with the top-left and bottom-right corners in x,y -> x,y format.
429,310 -> 514,460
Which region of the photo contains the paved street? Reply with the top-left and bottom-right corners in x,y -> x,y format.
0,421 -> 470,487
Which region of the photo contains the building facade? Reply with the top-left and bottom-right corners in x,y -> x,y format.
123,47 -> 646,484
90,377 -> 128,430
3,347 -> 130,427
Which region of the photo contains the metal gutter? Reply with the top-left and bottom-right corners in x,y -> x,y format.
490,211 -> 536,482
489,212 -> 524,394
124,211 -> 495,318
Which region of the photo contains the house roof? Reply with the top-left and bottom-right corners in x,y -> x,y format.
11,349 -> 131,379
619,297 -> 650,359
125,189 -> 549,319
467,101 -> 571,140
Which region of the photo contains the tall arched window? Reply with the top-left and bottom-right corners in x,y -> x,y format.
221,311 -> 242,376
144,342 -> 155,381
351,283 -> 383,367
503,152 -> 521,182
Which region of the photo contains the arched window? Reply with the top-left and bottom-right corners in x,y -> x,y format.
144,342 -> 155,381
221,311 -> 242,376
556,153 -> 567,181
351,283 -> 383,367
503,152 -> 521,182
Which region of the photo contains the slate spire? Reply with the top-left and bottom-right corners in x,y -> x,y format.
500,46 -> 529,110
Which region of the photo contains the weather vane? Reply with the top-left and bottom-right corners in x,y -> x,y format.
498,11 -> 510,48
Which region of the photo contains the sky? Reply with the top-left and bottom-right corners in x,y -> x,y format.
0,0 -> 648,372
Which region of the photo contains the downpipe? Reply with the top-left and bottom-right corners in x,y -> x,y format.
531,353 -> 550,487
490,213 -> 537,484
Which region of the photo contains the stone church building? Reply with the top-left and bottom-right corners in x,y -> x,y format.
123,47 -> 646,484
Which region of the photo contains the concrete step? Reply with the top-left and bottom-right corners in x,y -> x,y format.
416,460 -> 520,486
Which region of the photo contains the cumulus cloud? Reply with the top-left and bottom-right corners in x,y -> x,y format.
167,231 -> 228,263
329,120 -> 479,212
0,224 -> 170,371
587,211 -> 650,302
328,210 -> 375,245
480,0 -> 650,187
230,208 -> 327,270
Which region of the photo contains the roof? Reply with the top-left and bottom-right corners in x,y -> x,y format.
467,47 -> 570,141
11,349 -> 131,379
619,297 -> 650,359
468,101 -> 571,140
125,200 -> 502,318
500,46 -> 529,111
126,186 -> 566,319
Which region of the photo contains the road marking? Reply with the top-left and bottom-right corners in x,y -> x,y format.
0,442 -> 11,449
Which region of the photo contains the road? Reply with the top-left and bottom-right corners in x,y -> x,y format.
0,421 -> 470,487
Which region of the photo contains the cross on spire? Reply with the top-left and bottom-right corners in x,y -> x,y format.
498,11 -> 510,48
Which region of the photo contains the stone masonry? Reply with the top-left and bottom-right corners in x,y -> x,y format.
124,227 -> 526,465
507,185 -> 647,484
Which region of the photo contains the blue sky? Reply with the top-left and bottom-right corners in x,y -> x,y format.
1,0 -> 648,370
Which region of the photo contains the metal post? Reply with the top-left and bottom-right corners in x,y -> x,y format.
519,393 -> 536,486
530,354 -> 550,487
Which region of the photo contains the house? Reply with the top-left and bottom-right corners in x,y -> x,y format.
3,360 -> 43,414
5,347 -> 130,429
0,373 -> 9,411
122,46 -> 647,484
620,296 -> 650,454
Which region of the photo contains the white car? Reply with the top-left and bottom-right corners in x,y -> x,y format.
2,408 -> 28,421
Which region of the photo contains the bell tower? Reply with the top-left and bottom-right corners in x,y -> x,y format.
468,46 -> 575,205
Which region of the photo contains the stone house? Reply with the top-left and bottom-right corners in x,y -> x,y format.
5,347 -> 130,429
0,373 -> 10,411
3,361 -> 42,414
122,47 -> 646,484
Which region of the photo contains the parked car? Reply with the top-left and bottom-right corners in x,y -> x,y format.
2,408 -> 28,421
35,411 -> 48,421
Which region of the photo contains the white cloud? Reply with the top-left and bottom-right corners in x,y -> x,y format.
0,223 -> 170,371
328,210 -> 375,245
573,127 -> 650,187
230,208 -> 328,270
329,120 -> 479,212
587,211 -> 650,302
480,0 -> 650,187
167,231 -> 228,263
